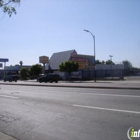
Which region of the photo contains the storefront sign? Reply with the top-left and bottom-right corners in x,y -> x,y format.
78,62 -> 86,69
0,58 -> 9,62
71,71 -> 82,79
39,56 -> 49,64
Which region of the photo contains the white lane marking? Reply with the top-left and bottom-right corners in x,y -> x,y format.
0,95 -> 19,99
43,91 -> 78,94
73,104 -> 140,114
80,93 -> 140,98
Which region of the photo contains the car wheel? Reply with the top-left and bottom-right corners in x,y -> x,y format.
4,80 -> 6,82
55,81 -> 58,83
50,80 -> 52,83
39,80 -> 42,83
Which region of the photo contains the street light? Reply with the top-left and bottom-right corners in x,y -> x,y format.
84,29 -> 96,82
109,55 -> 113,61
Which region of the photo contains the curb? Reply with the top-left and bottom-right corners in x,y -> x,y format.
0,132 -> 18,140
0,83 -> 140,90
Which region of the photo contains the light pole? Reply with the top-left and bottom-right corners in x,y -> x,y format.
84,29 -> 96,82
109,55 -> 113,78
109,55 -> 113,62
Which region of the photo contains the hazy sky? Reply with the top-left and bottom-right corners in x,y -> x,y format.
0,0 -> 140,67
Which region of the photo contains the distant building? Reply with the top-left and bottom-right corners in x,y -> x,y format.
4,65 -> 31,75
49,50 -> 77,71
46,49 -> 124,80
48,49 -> 95,71
0,65 -> 31,79
48,49 -> 124,71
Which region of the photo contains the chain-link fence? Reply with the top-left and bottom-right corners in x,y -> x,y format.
81,69 -> 124,80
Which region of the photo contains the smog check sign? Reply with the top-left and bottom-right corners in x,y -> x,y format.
127,127 -> 140,140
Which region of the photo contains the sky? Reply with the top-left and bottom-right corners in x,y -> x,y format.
0,0 -> 140,67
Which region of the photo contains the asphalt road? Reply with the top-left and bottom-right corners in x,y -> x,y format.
0,85 -> 140,140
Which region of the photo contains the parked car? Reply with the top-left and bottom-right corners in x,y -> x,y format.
30,75 -> 38,80
137,73 -> 140,76
4,75 -> 18,82
36,74 -> 45,82
38,74 -> 60,83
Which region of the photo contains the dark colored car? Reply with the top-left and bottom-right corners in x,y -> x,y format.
4,75 -> 18,82
36,74 -> 45,82
38,74 -> 60,83
30,76 -> 38,80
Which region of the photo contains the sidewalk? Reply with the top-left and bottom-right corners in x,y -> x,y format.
0,80 -> 140,90
0,132 -> 18,140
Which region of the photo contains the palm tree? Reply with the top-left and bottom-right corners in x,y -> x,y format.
19,61 -> 23,66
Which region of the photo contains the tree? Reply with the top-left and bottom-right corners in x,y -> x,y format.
20,67 -> 29,80
19,61 -> 23,66
59,61 -> 79,75
106,60 -> 114,65
95,60 -> 102,64
122,60 -> 133,70
30,64 -> 42,77
0,0 -> 20,17
102,60 -> 105,64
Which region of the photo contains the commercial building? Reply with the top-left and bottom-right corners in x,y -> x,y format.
0,50 -> 124,80
47,49 -> 124,80
0,65 -> 31,79
49,49 -> 95,71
